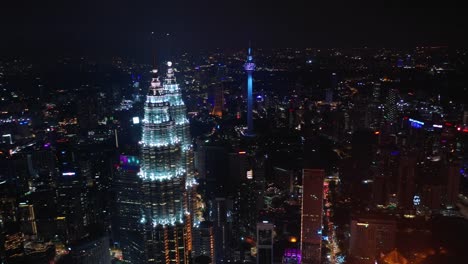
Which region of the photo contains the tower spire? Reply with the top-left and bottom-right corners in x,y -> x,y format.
244,43 -> 256,136
151,31 -> 157,68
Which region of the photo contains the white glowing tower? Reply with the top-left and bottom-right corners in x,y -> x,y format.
140,68 -> 187,264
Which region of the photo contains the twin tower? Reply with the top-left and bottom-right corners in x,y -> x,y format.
139,48 -> 254,263
139,61 -> 195,263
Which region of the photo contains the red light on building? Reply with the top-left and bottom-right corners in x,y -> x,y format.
445,122 -> 453,127
374,131 -> 380,135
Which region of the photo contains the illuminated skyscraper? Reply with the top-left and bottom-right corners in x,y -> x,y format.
55,146 -> 88,243
163,61 -> 195,186
301,169 -> 324,264
139,67 -> 188,264
244,47 -> 256,135
163,61 -> 197,257
113,155 -> 145,263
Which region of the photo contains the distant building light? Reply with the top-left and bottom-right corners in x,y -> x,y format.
247,170 -> 253,180
238,151 -> 246,155
62,172 -> 76,176
409,118 -> 424,125
403,214 -> 416,219
356,223 -> 369,228
413,195 -> 421,206
433,124 -> 443,128
409,118 -> 424,128
132,116 -> 140,124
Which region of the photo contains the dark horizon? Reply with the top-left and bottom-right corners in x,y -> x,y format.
1,0 -> 466,60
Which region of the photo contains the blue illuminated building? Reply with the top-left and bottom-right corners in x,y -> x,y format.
409,118 -> 424,129
244,46 -> 256,135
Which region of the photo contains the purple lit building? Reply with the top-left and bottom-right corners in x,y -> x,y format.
283,248 -> 301,264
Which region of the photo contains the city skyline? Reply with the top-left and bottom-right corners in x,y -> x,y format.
1,4 -> 467,262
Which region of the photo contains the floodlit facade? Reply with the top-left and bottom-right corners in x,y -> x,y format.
140,63 -> 193,264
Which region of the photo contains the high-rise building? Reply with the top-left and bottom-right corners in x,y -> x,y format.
256,222 -> 274,264
369,82 -> 382,129
163,61 -> 194,183
233,180 -> 258,244
244,47 -> 256,135
194,142 -> 248,198
372,82 -> 381,104
55,145 -> 88,244
194,143 -> 228,199
18,203 -> 37,236
210,197 -> 234,263
349,215 -> 397,264
113,155 -> 145,263
300,169 -> 324,264
163,61 -> 197,257
397,153 -> 417,209
192,221 -> 215,263
385,89 -> 398,123
139,64 -> 192,264
68,235 -> 111,264
446,160 -> 461,208
325,73 -> 336,104
210,65 -> 226,118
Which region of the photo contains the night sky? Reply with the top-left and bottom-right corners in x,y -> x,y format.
1,0 -> 466,59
